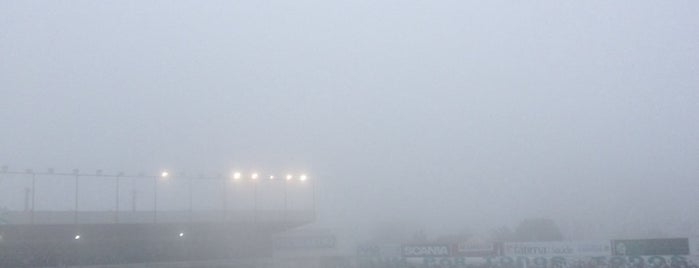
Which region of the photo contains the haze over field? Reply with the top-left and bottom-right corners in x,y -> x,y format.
1,0 -> 698,241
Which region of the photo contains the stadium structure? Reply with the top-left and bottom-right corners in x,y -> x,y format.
0,168 -> 315,267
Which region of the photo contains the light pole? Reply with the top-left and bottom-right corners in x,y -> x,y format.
133,172 -> 144,214
189,175 -> 194,224
268,174 -> 275,221
154,171 -> 168,223
153,174 -> 157,223
115,172 -> 123,223
230,172 -> 242,221
222,173 -> 230,221
299,174 -> 315,221
26,169 -> 36,224
251,172 -> 259,224
131,189 -> 137,213
284,174 -> 292,222
312,177 -> 316,221
73,169 -> 79,224
0,166 -> 6,186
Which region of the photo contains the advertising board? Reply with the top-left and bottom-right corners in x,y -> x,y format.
611,238 -> 689,256
357,244 -> 401,258
502,241 -> 611,257
691,237 -> 699,256
274,235 -> 337,250
454,242 -> 497,257
402,244 -> 452,257
358,255 -> 699,268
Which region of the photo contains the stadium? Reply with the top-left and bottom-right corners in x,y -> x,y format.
0,168 -> 315,267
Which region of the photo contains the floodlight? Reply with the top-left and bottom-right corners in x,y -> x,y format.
251,173 -> 259,180
286,174 -> 293,181
233,172 -> 242,180
161,171 -> 169,178
74,235 -> 81,240
300,174 -> 308,181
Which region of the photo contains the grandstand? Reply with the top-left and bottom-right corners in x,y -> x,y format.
0,169 -> 316,267
0,210 -> 314,267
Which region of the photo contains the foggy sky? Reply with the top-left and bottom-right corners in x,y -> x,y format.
1,0 -> 698,240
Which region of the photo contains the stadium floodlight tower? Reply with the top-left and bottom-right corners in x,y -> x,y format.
115,171 -> 124,223
154,170 -> 169,223
298,174 -> 315,220
25,169 -> 35,224
72,169 -> 79,224
284,174 -> 293,221
251,172 -> 259,223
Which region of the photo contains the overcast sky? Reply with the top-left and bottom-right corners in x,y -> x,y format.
1,0 -> 698,239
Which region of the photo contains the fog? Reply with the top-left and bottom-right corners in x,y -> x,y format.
1,0 -> 698,250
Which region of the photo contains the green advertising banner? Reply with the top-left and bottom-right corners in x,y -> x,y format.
611,238 -> 689,256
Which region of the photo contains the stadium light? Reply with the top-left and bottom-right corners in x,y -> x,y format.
27,169 -> 36,224
74,235 -> 81,240
233,172 -> 242,180
178,232 -> 184,238
115,172 -> 124,223
300,174 -> 308,181
286,174 -> 293,181
73,170 -> 79,225
251,173 -> 259,180
154,170 -> 169,223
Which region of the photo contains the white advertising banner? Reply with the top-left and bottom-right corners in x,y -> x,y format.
455,242 -> 496,257
503,241 -> 612,257
690,237 -> 699,256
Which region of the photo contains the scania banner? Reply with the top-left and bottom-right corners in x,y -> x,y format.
402,244 -> 452,257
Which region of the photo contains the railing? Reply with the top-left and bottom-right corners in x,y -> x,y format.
0,209 -> 315,225
0,168 -> 316,225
